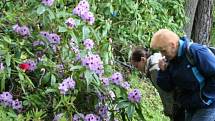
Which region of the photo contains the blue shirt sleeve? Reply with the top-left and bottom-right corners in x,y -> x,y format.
190,44 -> 215,78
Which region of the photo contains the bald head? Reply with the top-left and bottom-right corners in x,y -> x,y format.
150,29 -> 180,60
150,29 -> 179,49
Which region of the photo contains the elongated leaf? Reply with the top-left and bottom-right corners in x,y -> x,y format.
18,72 -> 24,81
3,36 -> 11,44
37,5 -> 46,15
6,67 -> 11,78
70,65 -> 83,71
93,73 -> 100,86
89,27 -> 101,44
47,9 -> 55,20
117,100 -> 130,109
5,52 -> 11,67
45,88 -> 57,94
82,25 -> 90,40
84,70 -> 93,92
7,112 -> 17,118
51,74 -> 56,85
120,110 -> 126,121
102,22 -> 111,37
43,72 -> 51,84
58,26 -> 67,33
23,73 -> 35,88
135,104 -> 146,121
1,73 -> 6,91
69,31 -> 78,42
103,52 -> 109,65
127,103 -> 135,118
110,112 -> 115,121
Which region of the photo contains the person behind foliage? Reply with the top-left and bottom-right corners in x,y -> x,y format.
150,29 -> 215,121
130,47 -> 184,121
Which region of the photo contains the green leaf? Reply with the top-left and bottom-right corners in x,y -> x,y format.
103,52 -> 109,65
135,104 -> 146,121
70,65 -> 83,71
58,26 -> 67,32
109,5 -> 114,14
117,100 -> 130,109
51,74 -> 56,86
120,110 -> 126,121
18,72 -> 24,81
84,70 -> 93,92
1,73 -> 6,91
23,73 -> 35,88
7,112 -> 17,118
56,11 -> 70,18
24,48 -> 34,56
37,5 -> 46,15
82,25 -> 90,40
102,22 -> 111,37
90,27 -> 101,44
92,73 -> 100,86
74,19 -> 81,26
127,103 -> 135,118
69,31 -> 78,42
104,65 -> 113,75
45,88 -> 57,93
5,52 -> 11,67
47,9 -> 55,20
110,112 -> 114,121
6,67 -> 11,78
3,36 -> 11,44
59,116 -> 67,121
22,100 -> 29,106
43,72 -> 51,84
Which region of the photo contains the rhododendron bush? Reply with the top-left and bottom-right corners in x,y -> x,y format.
0,0 -> 145,120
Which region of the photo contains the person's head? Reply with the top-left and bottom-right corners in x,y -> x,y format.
130,47 -> 151,73
150,29 -> 179,60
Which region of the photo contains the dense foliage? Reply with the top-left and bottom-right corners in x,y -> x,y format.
94,0 -> 186,61
0,0 -> 187,121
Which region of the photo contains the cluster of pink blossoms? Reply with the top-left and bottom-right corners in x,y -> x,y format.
84,114 -> 101,121
95,105 -> 108,119
65,18 -> 76,28
58,77 -> 76,95
40,32 -> 61,45
12,24 -> 30,37
83,39 -> 94,50
0,92 -> 22,112
128,89 -> 142,103
73,0 -> 95,25
81,54 -> 104,76
19,59 -> 37,72
106,72 -> 131,90
11,0 -> 142,120
40,31 -> 61,52
42,0 -> 54,6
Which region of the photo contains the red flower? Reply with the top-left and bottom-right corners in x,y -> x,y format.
19,63 -> 30,71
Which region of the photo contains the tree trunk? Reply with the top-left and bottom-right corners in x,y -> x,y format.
191,0 -> 214,45
184,0 -> 199,39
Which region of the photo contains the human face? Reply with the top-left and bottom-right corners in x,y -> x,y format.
131,57 -> 146,73
158,43 -> 177,60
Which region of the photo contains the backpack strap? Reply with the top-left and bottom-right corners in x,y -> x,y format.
185,42 -> 195,65
185,42 -> 205,88
185,41 -> 213,105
